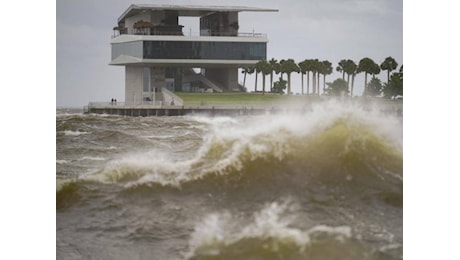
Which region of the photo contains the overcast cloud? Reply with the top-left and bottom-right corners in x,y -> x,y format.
56,0 -> 402,107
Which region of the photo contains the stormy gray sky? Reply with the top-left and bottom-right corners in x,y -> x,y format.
56,0 -> 403,107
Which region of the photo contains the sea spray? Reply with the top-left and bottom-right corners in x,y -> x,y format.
83,100 -> 402,190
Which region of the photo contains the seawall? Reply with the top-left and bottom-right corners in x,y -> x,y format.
84,102 -> 402,117
84,106 -> 273,117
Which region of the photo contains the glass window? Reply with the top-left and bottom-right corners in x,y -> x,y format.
143,41 -> 266,60
143,67 -> 150,92
112,41 -> 143,60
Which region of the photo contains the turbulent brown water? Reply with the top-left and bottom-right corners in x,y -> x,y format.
56,100 -> 403,259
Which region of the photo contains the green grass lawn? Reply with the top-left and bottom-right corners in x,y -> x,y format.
174,92 -> 402,110
175,92 -> 320,106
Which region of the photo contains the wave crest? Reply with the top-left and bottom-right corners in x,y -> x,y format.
185,200 -> 394,260
85,103 -> 402,196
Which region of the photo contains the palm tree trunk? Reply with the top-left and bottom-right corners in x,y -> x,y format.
346,74 -> 350,94
255,73 -> 258,92
262,74 -> 266,94
287,73 -> 291,95
323,74 -> 326,94
270,72 -> 274,92
306,72 -> 310,95
387,70 -> 390,85
301,73 -> 304,95
351,73 -> 355,97
363,72 -> 368,96
312,72 -> 316,95
243,71 -> 247,89
317,73 -> 321,95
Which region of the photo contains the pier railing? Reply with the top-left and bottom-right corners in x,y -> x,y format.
88,101 -> 164,108
87,101 -> 275,110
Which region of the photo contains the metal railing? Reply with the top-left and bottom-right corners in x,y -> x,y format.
87,101 -> 167,108
112,30 -> 267,39
87,100 -> 277,110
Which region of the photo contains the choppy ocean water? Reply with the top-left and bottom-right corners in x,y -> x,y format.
56,100 -> 402,259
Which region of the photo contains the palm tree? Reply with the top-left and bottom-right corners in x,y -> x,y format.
256,60 -> 272,94
357,57 -> 378,96
298,60 -> 308,95
372,62 -> 381,78
351,71 -> 357,97
280,59 -> 300,95
336,59 -> 347,80
314,59 -> 323,95
254,61 -> 264,92
241,67 -> 254,90
254,61 -> 262,92
262,61 -> 272,94
310,59 -> 320,95
380,56 -> 398,84
278,59 -> 286,81
246,66 -> 255,91
321,60 -> 333,94
342,60 -> 357,96
304,59 -> 316,95
269,58 -> 279,91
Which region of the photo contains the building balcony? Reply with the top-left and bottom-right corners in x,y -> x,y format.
112,27 -> 267,39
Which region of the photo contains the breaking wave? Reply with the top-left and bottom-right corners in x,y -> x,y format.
185,200 -> 399,260
56,102 -> 403,258
85,101 -> 401,195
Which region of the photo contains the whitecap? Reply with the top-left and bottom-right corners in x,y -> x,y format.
56,160 -> 68,165
62,130 -> 90,136
78,156 -> 106,161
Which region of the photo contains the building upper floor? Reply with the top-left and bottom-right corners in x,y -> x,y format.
110,4 -> 277,67
110,35 -> 268,66
112,4 -> 278,38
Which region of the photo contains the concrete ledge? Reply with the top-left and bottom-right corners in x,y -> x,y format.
85,106 -> 273,117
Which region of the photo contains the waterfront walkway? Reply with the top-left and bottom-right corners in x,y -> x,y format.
84,100 -> 402,117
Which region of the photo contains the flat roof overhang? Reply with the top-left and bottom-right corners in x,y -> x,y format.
111,34 -> 268,44
109,56 -> 259,68
118,4 -> 278,23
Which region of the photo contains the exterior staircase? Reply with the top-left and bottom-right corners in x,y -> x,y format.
162,88 -> 184,106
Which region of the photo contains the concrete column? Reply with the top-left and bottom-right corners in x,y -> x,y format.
125,66 -> 144,105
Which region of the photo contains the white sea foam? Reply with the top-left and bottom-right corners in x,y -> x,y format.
62,130 -> 90,136
56,159 -> 68,165
186,200 -> 352,257
188,115 -> 238,126
78,156 -> 106,161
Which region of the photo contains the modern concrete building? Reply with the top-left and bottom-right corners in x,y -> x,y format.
110,4 -> 277,105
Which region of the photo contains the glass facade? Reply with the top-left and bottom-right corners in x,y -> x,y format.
143,41 -> 266,60
112,41 -> 143,60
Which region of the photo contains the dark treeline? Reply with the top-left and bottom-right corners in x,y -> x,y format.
241,57 -> 403,99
